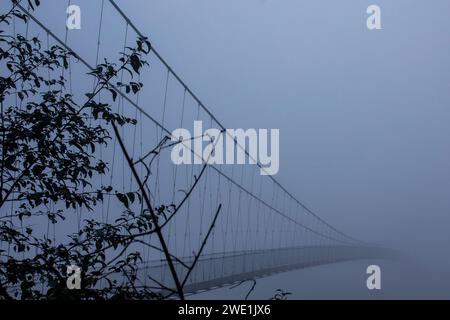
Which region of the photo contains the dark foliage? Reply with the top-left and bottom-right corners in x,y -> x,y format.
0,0 -> 222,301
0,1 -> 166,300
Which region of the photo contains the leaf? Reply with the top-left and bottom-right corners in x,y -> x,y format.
13,12 -> 27,23
127,192 -> 135,204
116,192 -> 129,208
109,88 -> 117,101
129,54 -> 141,74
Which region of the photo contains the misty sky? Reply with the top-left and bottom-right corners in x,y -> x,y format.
114,0 -> 450,257
2,0 -> 450,298
113,0 -> 450,298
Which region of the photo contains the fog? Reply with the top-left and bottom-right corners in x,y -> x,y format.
119,0 -> 450,298
2,0 -> 450,298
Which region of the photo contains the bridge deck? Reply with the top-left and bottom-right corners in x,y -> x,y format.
135,245 -> 394,295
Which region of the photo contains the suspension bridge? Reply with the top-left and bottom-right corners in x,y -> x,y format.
2,0 -> 392,297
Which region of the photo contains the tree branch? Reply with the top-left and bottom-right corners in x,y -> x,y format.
111,121 -> 185,300
181,204 -> 222,288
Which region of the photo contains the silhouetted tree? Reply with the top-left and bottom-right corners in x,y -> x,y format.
0,1 -> 220,300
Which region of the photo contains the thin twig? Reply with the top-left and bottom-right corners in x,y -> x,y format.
230,279 -> 257,300
111,121 -> 185,300
181,204 -> 222,288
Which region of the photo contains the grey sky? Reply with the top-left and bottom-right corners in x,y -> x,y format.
116,0 -> 450,252
3,0 -> 450,298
